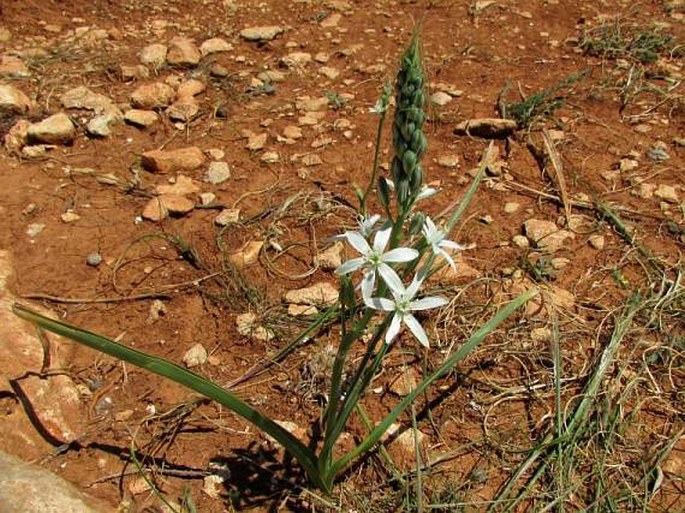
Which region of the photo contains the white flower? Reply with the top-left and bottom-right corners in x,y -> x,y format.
335,225 -> 418,299
422,217 -> 464,270
357,214 -> 381,238
365,268 -> 448,347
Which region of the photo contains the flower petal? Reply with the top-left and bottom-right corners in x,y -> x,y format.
378,264 -> 405,297
361,270 -> 376,300
365,296 -> 395,312
385,313 -> 402,344
410,296 -> 449,310
345,231 -> 372,256
438,239 -> 465,251
405,273 -> 424,299
416,186 -> 439,201
404,314 -> 430,347
373,226 -> 392,253
382,247 -> 419,263
335,257 -> 364,275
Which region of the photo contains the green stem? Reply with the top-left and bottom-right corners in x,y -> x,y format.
360,107 -> 389,217
327,288 -> 538,480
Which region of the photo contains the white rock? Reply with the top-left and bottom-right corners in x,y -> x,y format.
284,282 -> 338,307
139,43 -> 168,66
200,37 -> 233,56
60,86 -> 114,114
167,37 -> 201,66
130,82 -> 175,109
27,113 -> 76,145
246,132 -> 267,151
214,208 -> 240,226
183,343 -> 208,368
437,154 -> 459,168
0,84 -> 33,114
235,313 -> 274,341
588,234 -> 605,250
430,91 -> 453,106
281,52 -> 312,68
205,161 -> 231,184
654,184 -> 679,203
124,109 -> 159,127
523,219 -> 574,252
240,26 -> 284,41
503,202 -> 520,214
86,108 -> 123,137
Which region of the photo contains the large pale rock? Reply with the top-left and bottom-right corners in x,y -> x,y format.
453,118 -> 518,139
0,251 -> 86,452
139,43 -> 167,67
176,78 -> 205,98
130,82 -> 175,109
228,241 -> 263,268
284,282 -> 338,307
141,194 -> 195,221
60,86 -> 114,114
0,55 -> 30,77
123,109 -> 158,128
166,37 -> 201,66
0,451 -> 111,513
27,113 -> 76,145
86,108 -> 123,138
141,146 -> 205,173
155,175 -> 200,196
200,37 -> 233,56
0,84 -> 33,114
166,96 -> 199,122
240,26 -> 284,41
523,219 -> 574,252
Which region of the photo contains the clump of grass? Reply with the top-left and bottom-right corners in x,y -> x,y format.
580,22 -> 682,63
503,71 -> 586,128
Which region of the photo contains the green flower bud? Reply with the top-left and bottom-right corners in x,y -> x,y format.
408,212 -> 426,237
377,176 -> 390,209
402,149 -> 417,175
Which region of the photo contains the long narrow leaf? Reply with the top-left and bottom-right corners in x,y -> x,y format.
12,303 -> 324,490
327,288 -> 538,480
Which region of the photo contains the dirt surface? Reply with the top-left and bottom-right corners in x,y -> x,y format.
0,0 -> 683,511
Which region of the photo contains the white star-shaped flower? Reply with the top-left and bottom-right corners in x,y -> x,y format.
364,268 -> 448,347
335,225 -> 418,299
422,216 -> 464,270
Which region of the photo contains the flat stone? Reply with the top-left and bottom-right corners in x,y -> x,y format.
160,194 -> 195,215
200,37 -> 233,56
240,26 -> 284,41
297,96 -> 329,111
512,234 -> 530,248
0,84 -> 33,114
214,208 -> 240,226
383,423 -> 428,471
236,312 -> 274,342
288,304 -> 318,316
258,69 -> 286,82
60,211 -> 81,223
130,82 -> 175,109
261,151 -> 280,163
167,36 -> 201,66
229,240 -> 263,268
141,146 -> 205,173
0,55 -> 30,77
282,52 -> 312,68
430,91 -> 453,106
27,113 -> 76,145
588,234 -> 605,250
205,161 -> 231,184
654,184 -> 680,203
139,43 -> 168,67
246,132 -> 267,151
453,118 -> 518,139
284,282 -> 338,307
319,66 -> 340,79
317,242 -> 343,270
182,343 -> 208,368
86,108 -> 123,137
283,125 -> 303,140
124,109 -> 159,127
523,219 -> 574,252
0,451 -> 110,513
436,154 -> 458,168
60,86 -> 114,114
119,64 -> 150,81
504,202 -> 520,214
177,78 -> 206,98
166,97 -> 199,121
0,252 -> 87,451
141,197 -> 168,221
156,175 -> 200,195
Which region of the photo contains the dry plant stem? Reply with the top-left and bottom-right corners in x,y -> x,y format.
489,295 -> 643,513
542,128 -> 572,227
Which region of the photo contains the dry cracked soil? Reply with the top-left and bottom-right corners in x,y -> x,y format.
0,0 -> 683,512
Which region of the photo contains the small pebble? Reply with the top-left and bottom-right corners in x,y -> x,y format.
86,252 -> 103,267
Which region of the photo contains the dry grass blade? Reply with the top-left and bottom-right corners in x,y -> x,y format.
542,128 -> 572,227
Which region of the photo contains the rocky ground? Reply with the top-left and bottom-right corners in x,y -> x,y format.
0,0 -> 683,511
